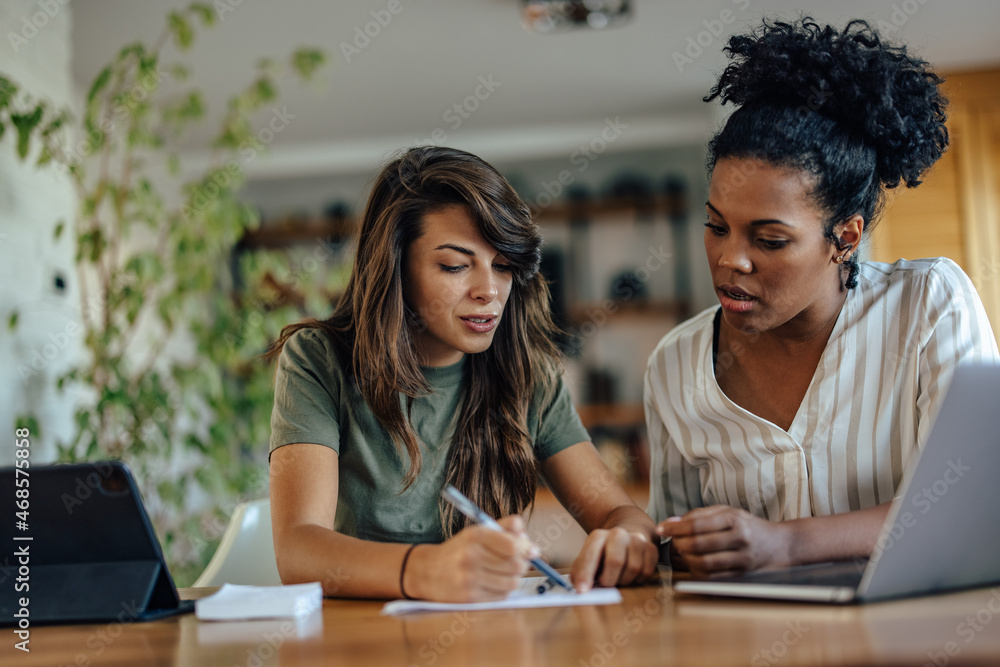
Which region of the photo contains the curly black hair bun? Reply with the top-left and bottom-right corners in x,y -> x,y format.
705,17 -> 948,189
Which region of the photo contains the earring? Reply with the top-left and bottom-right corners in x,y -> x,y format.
834,241 -> 853,265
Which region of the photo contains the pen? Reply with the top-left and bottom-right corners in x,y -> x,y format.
441,484 -> 576,593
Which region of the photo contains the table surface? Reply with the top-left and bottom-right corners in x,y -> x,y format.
6,574 -> 1000,666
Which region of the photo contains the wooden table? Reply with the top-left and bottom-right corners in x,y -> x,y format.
6,574 -> 1000,666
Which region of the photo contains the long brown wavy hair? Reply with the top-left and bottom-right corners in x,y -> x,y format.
265,146 -> 564,536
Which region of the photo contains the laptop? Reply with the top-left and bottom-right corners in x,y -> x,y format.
673,362 -> 1000,604
0,461 -> 195,625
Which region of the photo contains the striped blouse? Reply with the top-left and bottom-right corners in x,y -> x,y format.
644,258 -> 999,522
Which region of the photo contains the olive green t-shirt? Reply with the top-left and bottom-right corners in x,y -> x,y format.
269,328 -> 590,544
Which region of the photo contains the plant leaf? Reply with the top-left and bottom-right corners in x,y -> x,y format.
254,78 -> 276,104
0,76 -> 17,110
10,106 -> 43,159
188,2 -> 216,26
168,11 -> 194,50
292,48 -> 326,80
87,66 -> 112,105
139,55 -> 159,81
86,66 -> 111,126
14,415 -> 39,437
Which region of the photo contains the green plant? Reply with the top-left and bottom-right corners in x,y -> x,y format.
0,3 -> 335,584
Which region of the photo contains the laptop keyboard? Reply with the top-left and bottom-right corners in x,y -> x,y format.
712,560 -> 868,588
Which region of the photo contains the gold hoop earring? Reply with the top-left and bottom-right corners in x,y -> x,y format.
834,254 -> 846,264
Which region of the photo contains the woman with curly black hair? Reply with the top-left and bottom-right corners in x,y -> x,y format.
646,17 -> 998,578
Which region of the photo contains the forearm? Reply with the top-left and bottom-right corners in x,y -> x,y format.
785,502 -> 892,566
276,523 -> 412,599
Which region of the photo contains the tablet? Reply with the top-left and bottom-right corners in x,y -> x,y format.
0,461 -> 195,625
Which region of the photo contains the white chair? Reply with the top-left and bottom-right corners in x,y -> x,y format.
193,498 -> 283,587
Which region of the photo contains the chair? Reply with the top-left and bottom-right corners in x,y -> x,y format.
193,498 -> 283,587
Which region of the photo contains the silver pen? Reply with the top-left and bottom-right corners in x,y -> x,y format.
441,485 -> 576,593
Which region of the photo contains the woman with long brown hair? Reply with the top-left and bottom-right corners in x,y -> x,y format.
267,146 -> 657,601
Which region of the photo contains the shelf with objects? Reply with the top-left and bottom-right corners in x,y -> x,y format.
537,178 -> 692,448
525,175 -> 696,566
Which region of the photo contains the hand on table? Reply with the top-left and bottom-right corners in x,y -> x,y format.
571,526 -> 659,592
655,505 -> 793,579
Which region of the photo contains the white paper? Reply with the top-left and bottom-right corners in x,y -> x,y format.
195,582 -> 323,621
195,610 -> 324,645
381,577 -> 623,616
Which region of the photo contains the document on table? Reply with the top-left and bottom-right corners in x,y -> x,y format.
195,582 -> 323,621
381,577 -> 622,616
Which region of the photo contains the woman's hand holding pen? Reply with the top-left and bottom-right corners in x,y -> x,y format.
403,516 -> 538,602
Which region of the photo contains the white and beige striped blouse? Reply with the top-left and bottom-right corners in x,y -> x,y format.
644,258 -> 999,522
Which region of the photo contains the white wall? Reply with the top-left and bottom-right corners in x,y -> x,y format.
0,0 -> 79,465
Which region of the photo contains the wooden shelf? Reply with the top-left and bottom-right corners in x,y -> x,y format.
532,194 -> 687,223
239,216 -> 355,249
237,192 -> 689,248
576,403 -> 645,429
567,299 -> 688,325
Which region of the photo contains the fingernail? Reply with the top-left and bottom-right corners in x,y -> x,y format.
527,546 -> 541,559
